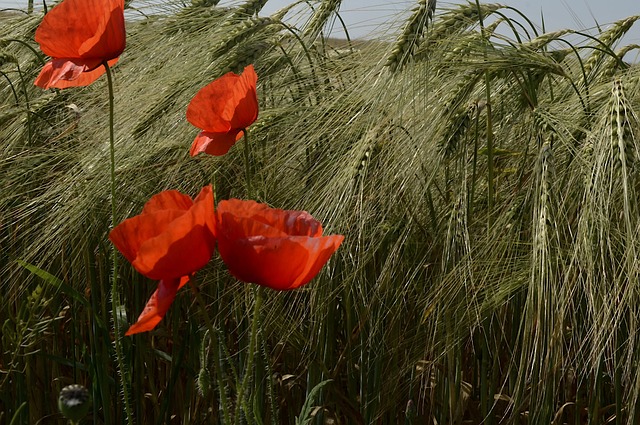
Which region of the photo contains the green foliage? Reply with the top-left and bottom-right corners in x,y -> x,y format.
2,1 -> 640,424
295,379 -> 332,425
17,260 -> 91,308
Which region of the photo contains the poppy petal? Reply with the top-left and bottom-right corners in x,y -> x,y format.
186,65 -> 258,133
186,76 -> 236,133
34,58 -> 118,89
253,208 -> 323,237
131,187 -> 216,280
217,234 -> 342,290
193,185 -> 217,238
289,235 -> 344,289
125,276 -> 189,336
216,199 -> 344,290
218,199 -> 323,237
141,190 -> 193,215
217,235 -> 306,289
79,2 -> 126,59
35,0 -> 125,60
229,65 -> 259,130
109,186 -> 216,280
219,211 -> 289,239
190,130 -> 243,157
109,209 -> 186,265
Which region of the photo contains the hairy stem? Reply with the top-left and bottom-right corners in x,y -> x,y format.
188,280 -> 232,424
235,285 -> 264,424
104,61 -> 134,425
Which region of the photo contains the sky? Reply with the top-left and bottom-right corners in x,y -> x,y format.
1,0 -> 639,44
257,0 -> 640,45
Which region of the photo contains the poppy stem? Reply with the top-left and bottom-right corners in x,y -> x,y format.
242,129 -> 253,198
235,285 -> 264,424
187,279 -> 232,424
104,61 -> 134,425
15,63 -> 32,145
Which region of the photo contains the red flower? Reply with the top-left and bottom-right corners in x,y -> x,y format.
109,186 -> 216,335
34,0 -> 126,89
187,65 -> 258,156
216,199 -> 344,290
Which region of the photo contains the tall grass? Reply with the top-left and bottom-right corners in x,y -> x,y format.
2,1 -> 640,423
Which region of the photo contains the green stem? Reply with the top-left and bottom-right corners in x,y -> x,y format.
188,280 -> 232,424
235,286 -> 264,424
236,127 -> 265,423
480,320 -> 490,422
468,105 -> 480,223
446,311 -> 458,424
104,61 -> 133,425
242,129 -> 253,198
261,335 -> 279,424
4,39 -> 46,66
15,63 -> 32,144
474,0 -> 495,227
1,71 -> 20,105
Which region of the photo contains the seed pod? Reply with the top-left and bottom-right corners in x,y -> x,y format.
58,384 -> 91,423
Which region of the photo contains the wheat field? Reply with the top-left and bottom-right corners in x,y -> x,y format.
2,0 -> 640,423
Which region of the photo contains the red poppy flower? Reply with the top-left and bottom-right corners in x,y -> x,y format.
216,199 -> 344,290
186,65 -> 258,156
34,0 -> 126,89
109,185 -> 216,335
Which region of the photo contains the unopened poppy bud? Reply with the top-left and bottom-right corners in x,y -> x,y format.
58,384 -> 91,423
196,366 -> 212,398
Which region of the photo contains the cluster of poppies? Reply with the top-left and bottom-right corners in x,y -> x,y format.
34,0 -> 344,335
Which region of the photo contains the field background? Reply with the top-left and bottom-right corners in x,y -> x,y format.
2,0 -> 640,423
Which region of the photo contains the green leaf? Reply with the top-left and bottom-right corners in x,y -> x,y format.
16,260 -> 90,308
9,402 -> 27,425
295,379 -> 332,425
